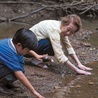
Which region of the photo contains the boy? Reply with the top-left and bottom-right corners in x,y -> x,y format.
0,28 -> 44,98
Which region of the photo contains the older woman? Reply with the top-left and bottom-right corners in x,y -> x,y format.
29,14 -> 92,75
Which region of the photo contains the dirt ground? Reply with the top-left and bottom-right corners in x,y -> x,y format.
0,0 -> 98,98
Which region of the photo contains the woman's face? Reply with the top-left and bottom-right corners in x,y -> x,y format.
60,23 -> 78,37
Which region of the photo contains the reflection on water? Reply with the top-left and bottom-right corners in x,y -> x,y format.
44,62 -> 98,98
0,22 -> 31,39
82,19 -> 98,48
82,19 -> 98,31
67,62 -> 98,98
89,33 -> 98,48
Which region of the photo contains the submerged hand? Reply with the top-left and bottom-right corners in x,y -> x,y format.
78,64 -> 93,71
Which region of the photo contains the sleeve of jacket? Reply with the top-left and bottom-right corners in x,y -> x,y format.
48,30 -> 68,64
62,36 -> 75,54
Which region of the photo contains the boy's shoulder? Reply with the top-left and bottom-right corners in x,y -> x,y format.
0,38 -> 14,53
0,38 -> 10,44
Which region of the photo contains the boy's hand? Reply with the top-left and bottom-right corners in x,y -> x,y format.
33,90 -> 45,98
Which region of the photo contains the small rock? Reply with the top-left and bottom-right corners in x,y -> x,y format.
88,81 -> 94,85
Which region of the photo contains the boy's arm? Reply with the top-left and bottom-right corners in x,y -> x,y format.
14,71 -> 44,98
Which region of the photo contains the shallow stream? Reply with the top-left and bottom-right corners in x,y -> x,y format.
0,19 -> 98,98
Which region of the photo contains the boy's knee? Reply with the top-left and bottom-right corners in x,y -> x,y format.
0,63 -> 17,85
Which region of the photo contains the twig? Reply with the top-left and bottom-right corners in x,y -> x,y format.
0,2 -> 98,23
80,4 -> 98,14
10,6 -> 47,21
0,1 -> 41,5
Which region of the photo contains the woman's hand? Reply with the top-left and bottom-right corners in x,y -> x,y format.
29,50 -> 47,61
78,63 -> 93,71
36,54 -> 47,61
76,68 -> 91,75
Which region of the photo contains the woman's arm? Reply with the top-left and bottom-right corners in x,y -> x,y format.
70,53 -> 92,71
64,60 -> 91,75
29,50 -> 46,61
14,71 -> 44,98
62,36 -> 92,71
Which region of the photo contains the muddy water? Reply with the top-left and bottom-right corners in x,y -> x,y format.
0,20 -> 98,98
44,62 -> 98,98
82,19 -> 98,48
89,32 -> 98,48
43,20 -> 98,98
0,22 -> 31,39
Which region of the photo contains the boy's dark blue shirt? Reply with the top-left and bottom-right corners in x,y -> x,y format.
0,38 -> 25,73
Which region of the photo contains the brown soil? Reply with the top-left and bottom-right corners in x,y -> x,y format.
0,0 -> 98,98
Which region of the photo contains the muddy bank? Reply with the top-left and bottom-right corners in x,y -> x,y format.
0,0 -> 98,25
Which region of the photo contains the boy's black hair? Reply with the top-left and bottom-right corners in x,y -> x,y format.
12,28 -> 38,52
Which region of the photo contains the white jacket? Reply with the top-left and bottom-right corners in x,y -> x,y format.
30,20 -> 75,63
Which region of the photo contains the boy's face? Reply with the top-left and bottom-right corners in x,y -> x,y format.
61,23 -> 77,37
15,43 -> 30,55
